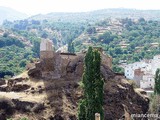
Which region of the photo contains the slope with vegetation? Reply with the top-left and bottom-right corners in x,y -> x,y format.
0,9 -> 158,119
73,18 -> 160,72
0,28 -> 38,78
1,9 -> 160,77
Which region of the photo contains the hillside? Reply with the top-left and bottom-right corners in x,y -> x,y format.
74,18 -> 160,72
0,6 -> 27,24
0,9 -> 158,119
0,54 -> 149,119
29,8 -> 160,22
0,28 -> 38,78
1,8 -> 160,77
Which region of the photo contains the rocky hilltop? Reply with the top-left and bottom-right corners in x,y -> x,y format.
0,40 -> 149,120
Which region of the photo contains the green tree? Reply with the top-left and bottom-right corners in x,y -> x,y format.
83,47 -> 95,120
32,40 -> 40,57
41,32 -> 48,39
154,68 -> 160,95
68,41 -> 75,53
93,50 -> 104,120
86,27 -> 96,34
78,47 -> 104,120
19,59 -> 27,67
78,99 -> 86,120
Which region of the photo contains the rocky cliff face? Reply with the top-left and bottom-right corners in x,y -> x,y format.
0,55 -> 149,120
104,79 -> 149,119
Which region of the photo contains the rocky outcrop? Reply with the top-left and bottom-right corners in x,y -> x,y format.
0,79 -> 6,85
0,51 -> 149,119
101,64 -> 115,80
104,79 -> 149,119
0,71 -> 149,120
26,54 -> 149,119
0,96 -> 45,119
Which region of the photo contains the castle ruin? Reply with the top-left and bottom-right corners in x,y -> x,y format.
29,39 -> 112,79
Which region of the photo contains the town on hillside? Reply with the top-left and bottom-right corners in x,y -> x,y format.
120,55 -> 160,94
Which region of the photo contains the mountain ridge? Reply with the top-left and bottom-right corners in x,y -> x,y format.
0,6 -> 28,24
29,8 -> 160,22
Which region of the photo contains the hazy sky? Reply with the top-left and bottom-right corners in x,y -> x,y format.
0,0 -> 160,15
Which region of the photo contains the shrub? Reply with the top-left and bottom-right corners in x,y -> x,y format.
20,117 -> 28,120
0,96 -> 14,115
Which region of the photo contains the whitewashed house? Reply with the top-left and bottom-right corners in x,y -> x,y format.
140,72 -> 154,89
124,61 -> 150,80
151,55 -> 160,75
123,55 -> 160,89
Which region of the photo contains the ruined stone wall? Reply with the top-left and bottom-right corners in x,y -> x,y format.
39,51 -> 112,79
40,51 -> 54,60
40,52 -> 67,79
35,42 -> 113,79
60,54 -> 77,61
101,53 -> 112,69
93,47 -> 112,69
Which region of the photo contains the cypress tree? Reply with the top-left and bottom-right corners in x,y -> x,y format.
93,50 -> 104,120
71,42 -> 75,53
68,41 -> 72,53
154,68 -> 160,95
68,41 -> 75,53
78,99 -> 86,120
78,47 -> 104,120
84,47 -> 95,120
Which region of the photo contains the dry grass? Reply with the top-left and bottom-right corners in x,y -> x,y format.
127,79 -> 138,88
149,94 -> 160,114
134,88 -> 149,99
0,91 -> 47,103
13,71 -> 29,79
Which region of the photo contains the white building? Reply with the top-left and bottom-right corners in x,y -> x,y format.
151,55 -> 160,75
140,73 -> 154,89
123,55 -> 160,89
124,61 -> 151,80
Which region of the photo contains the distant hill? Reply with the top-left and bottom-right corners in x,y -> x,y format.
29,8 -> 160,22
2,8 -> 160,75
0,6 -> 28,24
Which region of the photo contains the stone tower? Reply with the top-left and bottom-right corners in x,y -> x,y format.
40,39 -> 54,60
39,39 -> 64,79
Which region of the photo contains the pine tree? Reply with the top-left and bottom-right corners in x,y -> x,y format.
154,68 -> 160,95
78,47 -> 104,120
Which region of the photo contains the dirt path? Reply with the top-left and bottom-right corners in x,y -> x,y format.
0,91 -> 47,103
